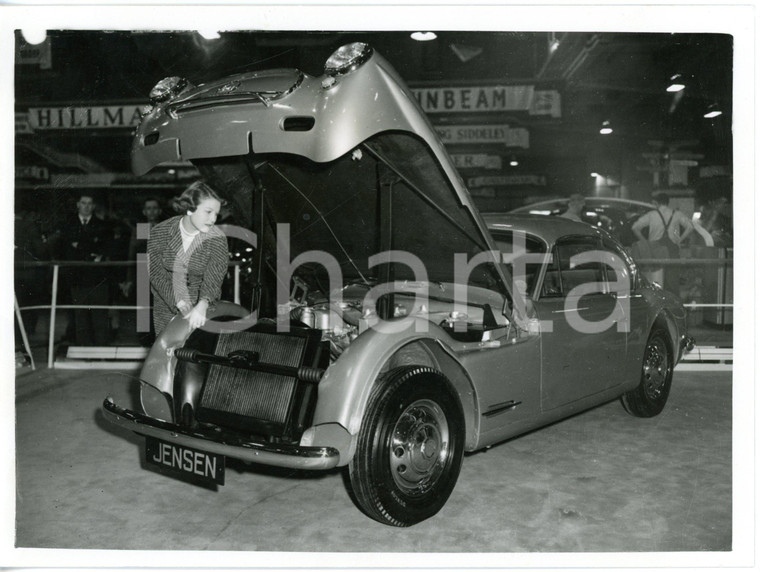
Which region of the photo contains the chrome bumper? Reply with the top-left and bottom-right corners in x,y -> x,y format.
102,398 -> 340,471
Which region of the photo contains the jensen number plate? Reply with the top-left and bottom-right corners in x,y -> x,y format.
145,436 -> 225,485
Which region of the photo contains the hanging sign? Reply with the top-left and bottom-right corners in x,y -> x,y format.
468,188 -> 496,198
15,166 -> 50,181
16,39 -> 52,70
468,175 -> 547,188
450,153 -> 503,170
435,124 -> 529,148
50,173 -> 117,186
27,106 -> 146,130
15,112 -> 33,134
413,86 -> 561,118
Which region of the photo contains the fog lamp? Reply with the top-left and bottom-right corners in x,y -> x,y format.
324,42 -> 373,76
149,76 -> 190,105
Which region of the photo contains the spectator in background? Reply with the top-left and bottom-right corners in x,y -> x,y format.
559,193 -> 585,221
631,192 -> 694,293
106,207 -> 133,340
700,196 -> 732,247
122,197 -> 164,345
123,198 -> 164,295
58,194 -> 112,346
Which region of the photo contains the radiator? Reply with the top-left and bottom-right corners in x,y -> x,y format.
195,326 -> 323,438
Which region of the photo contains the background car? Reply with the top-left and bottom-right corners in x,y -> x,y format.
506,197 -> 655,246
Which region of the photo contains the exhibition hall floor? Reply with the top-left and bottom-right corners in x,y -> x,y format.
13,365 -> 731,553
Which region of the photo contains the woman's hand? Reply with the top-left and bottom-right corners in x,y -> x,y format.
176,300 -> 192,316
186,299 -> 209,329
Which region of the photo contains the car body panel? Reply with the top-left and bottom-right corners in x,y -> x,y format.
132,50 -> 513,307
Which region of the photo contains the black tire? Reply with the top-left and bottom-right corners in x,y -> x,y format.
348,366 -> 465,526
621,327 -> 673,417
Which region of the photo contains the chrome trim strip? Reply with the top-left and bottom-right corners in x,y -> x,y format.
483,400 -> 522,417
167,72 -> 305,116
102,398 -> 340,471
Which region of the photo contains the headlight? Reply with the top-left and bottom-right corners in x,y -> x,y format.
324,42 -> 373,76
149,76 -> 191,104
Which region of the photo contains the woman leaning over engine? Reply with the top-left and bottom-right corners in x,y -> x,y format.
147,181 -> 229,334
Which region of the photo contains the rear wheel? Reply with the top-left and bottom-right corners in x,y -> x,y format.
349,366 -> 465,526
621,327 -> 673,417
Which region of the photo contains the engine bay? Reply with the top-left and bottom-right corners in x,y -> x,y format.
284,279 -> 510,358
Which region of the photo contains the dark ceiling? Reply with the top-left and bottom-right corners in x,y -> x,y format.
15,30 -> 733,186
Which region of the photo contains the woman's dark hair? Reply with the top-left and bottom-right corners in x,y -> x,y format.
171,181 -> 226,213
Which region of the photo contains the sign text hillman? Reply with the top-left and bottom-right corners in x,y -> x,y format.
29,106 -> 146,130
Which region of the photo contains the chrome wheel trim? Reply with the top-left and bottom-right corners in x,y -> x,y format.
643,336 -> 670,400
389,399 -> 450,496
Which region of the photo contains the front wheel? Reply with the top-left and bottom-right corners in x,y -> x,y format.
621,327 -> 673,417
349,366 -> 465,526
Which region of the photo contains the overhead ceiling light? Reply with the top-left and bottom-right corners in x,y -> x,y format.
704,104 -> 723,118
198,30 -> 220,40
411,32 -> 437,42
599,121 -> 613,135
667,74 -> 685,92
549,32 -> 560,53
509,156 -> 519,167
590,172 -> 600,178
21,29 -> 47,45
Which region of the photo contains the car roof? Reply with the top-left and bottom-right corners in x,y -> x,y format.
483,213 -> 607,244
508,196 -> 653,213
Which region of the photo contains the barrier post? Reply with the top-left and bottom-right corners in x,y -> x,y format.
14,293 -> 36,370
234,265 -> 241,305
47,264 -> 59,369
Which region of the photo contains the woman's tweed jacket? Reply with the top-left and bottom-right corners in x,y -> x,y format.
147,215 -> 229,334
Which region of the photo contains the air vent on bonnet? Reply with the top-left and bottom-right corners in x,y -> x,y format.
195,324 -> 325,440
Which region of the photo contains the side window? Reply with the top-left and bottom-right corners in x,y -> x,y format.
541,236 -> 607,298
491,230 -> 546,298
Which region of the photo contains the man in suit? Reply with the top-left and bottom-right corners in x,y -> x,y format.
59,194 -> 112,346
122,197 -> 165,345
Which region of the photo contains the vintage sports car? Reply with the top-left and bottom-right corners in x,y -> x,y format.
103,42 -> 694,526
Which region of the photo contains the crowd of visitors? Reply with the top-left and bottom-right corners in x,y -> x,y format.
15,191 -> 230,354
15,189 -> 244,356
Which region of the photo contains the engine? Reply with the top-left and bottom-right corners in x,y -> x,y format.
289,301 -> 362,359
